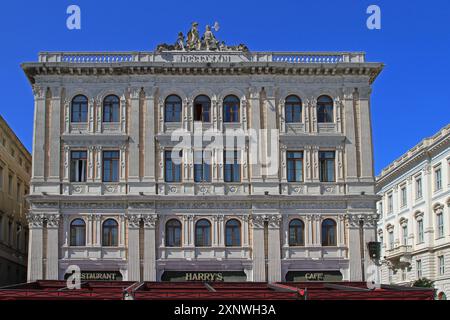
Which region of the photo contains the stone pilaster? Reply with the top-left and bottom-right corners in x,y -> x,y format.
128,87 -> 141,182
143,87 -> 157,186
126,214 -> 141,281
357,87 -> 374,182
31,85 -> 46,182
248,87 -> 262,182
343,88 -> 358,183
26,213 -> 45,281
250,215 -> 265,281
48,87 -> 62,182
45,213 -> 60,280
142,214 -> 158,281
267,214 -> 282,282
347,214 -> 363,281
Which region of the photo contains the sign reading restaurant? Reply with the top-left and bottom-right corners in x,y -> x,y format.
64,271 -> 123,281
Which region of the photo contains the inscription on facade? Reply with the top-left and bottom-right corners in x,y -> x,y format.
178,54 -> 233,63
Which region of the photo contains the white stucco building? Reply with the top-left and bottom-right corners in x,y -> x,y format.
376,124 -> 450,299
22,24 -> 383,283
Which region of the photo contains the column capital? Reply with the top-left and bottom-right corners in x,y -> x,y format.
142,214 -> 159,228
126,214 -> 142,228
46,213 -> 61,228
32,84 -> 46,99
26,213 -> 45,228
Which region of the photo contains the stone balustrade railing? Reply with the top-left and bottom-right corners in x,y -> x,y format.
38,51 -> 366,64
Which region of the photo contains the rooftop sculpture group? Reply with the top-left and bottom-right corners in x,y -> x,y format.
156,22 -> 249,52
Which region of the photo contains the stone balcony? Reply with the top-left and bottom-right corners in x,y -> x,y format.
384,245 -> 413,270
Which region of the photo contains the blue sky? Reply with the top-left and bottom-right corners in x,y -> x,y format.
0,0 -> 449,174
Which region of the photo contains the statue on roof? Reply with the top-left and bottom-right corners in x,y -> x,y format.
202,25 -> 219,51
186,22 -> 201,51
155,22 -> 249,52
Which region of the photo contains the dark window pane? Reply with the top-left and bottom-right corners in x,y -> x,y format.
165,95 -> 182,122
102,219 -> 118,247
195,219 -> 211,247
319,151 -> 335,182
102,151 -> 120,182
223,95 -> 240,123
165,219 -> 182,247
321,219 -> 337,246
70,219 -> 86,246
317,95 -> 334,123
71,95 -> 88,123
225,219 -> 241,247
165,150 -> 182,182
289,219 -> 304,246
70,151 -> 87,182
287,151 -> 303,182
103,95 -> 120,122
285,95 -> 302,123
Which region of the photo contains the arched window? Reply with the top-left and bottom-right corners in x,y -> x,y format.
195,219 -> 211,247
70,219 -> 86,246
165,95 -> 182,122
223,95 -> 240,123
165,219 -> 182,247
103,95 -> 120,122
289,219 -> 305,246
102,219 -> 118,247
193,95 -> 211,122
317,95 -> 334,123
321,219 -> 337,246
225,219 -> 241,247
71,95 -> 88,123
285,95 -> 302,123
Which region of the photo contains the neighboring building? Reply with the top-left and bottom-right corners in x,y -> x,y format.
376,124 -> 450,299
21,24 -> 383,283
0,114 -> 31,286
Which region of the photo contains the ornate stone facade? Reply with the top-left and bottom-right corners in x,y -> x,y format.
22,37 -> 383,282
377,124 -> 450,299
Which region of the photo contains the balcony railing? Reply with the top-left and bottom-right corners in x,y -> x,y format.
38,51 -> 366,64
385,245 -> 413,259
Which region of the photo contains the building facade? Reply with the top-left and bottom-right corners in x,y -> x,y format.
376,124 -> 450,299
0,114 -> 31,286
22,26 -> 383,283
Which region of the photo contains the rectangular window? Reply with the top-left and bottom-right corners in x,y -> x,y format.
194,150 -> 211,182
437,213 -> 444,238
8,174 -> 13,195
416,260 -> 422,279
0,166 -> 3,191
102,151 -> 120,182
439,256 -> 445,276
402,225 -> 408,246
164,150 -> 182,182
388,194 -> 393,214
389,231 -> 394,250
418,220 -> 424,243
415,177 -> 422,199
287,151 -> 303,182
401,186 -> 407,207
70,151 -> 87,182
16,182 -> 21,201
378,202 -> 383,216
8,221 -> 13,245
435,167 -> 442,191
224,150 -> 241,182
319,151 -> 335,182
